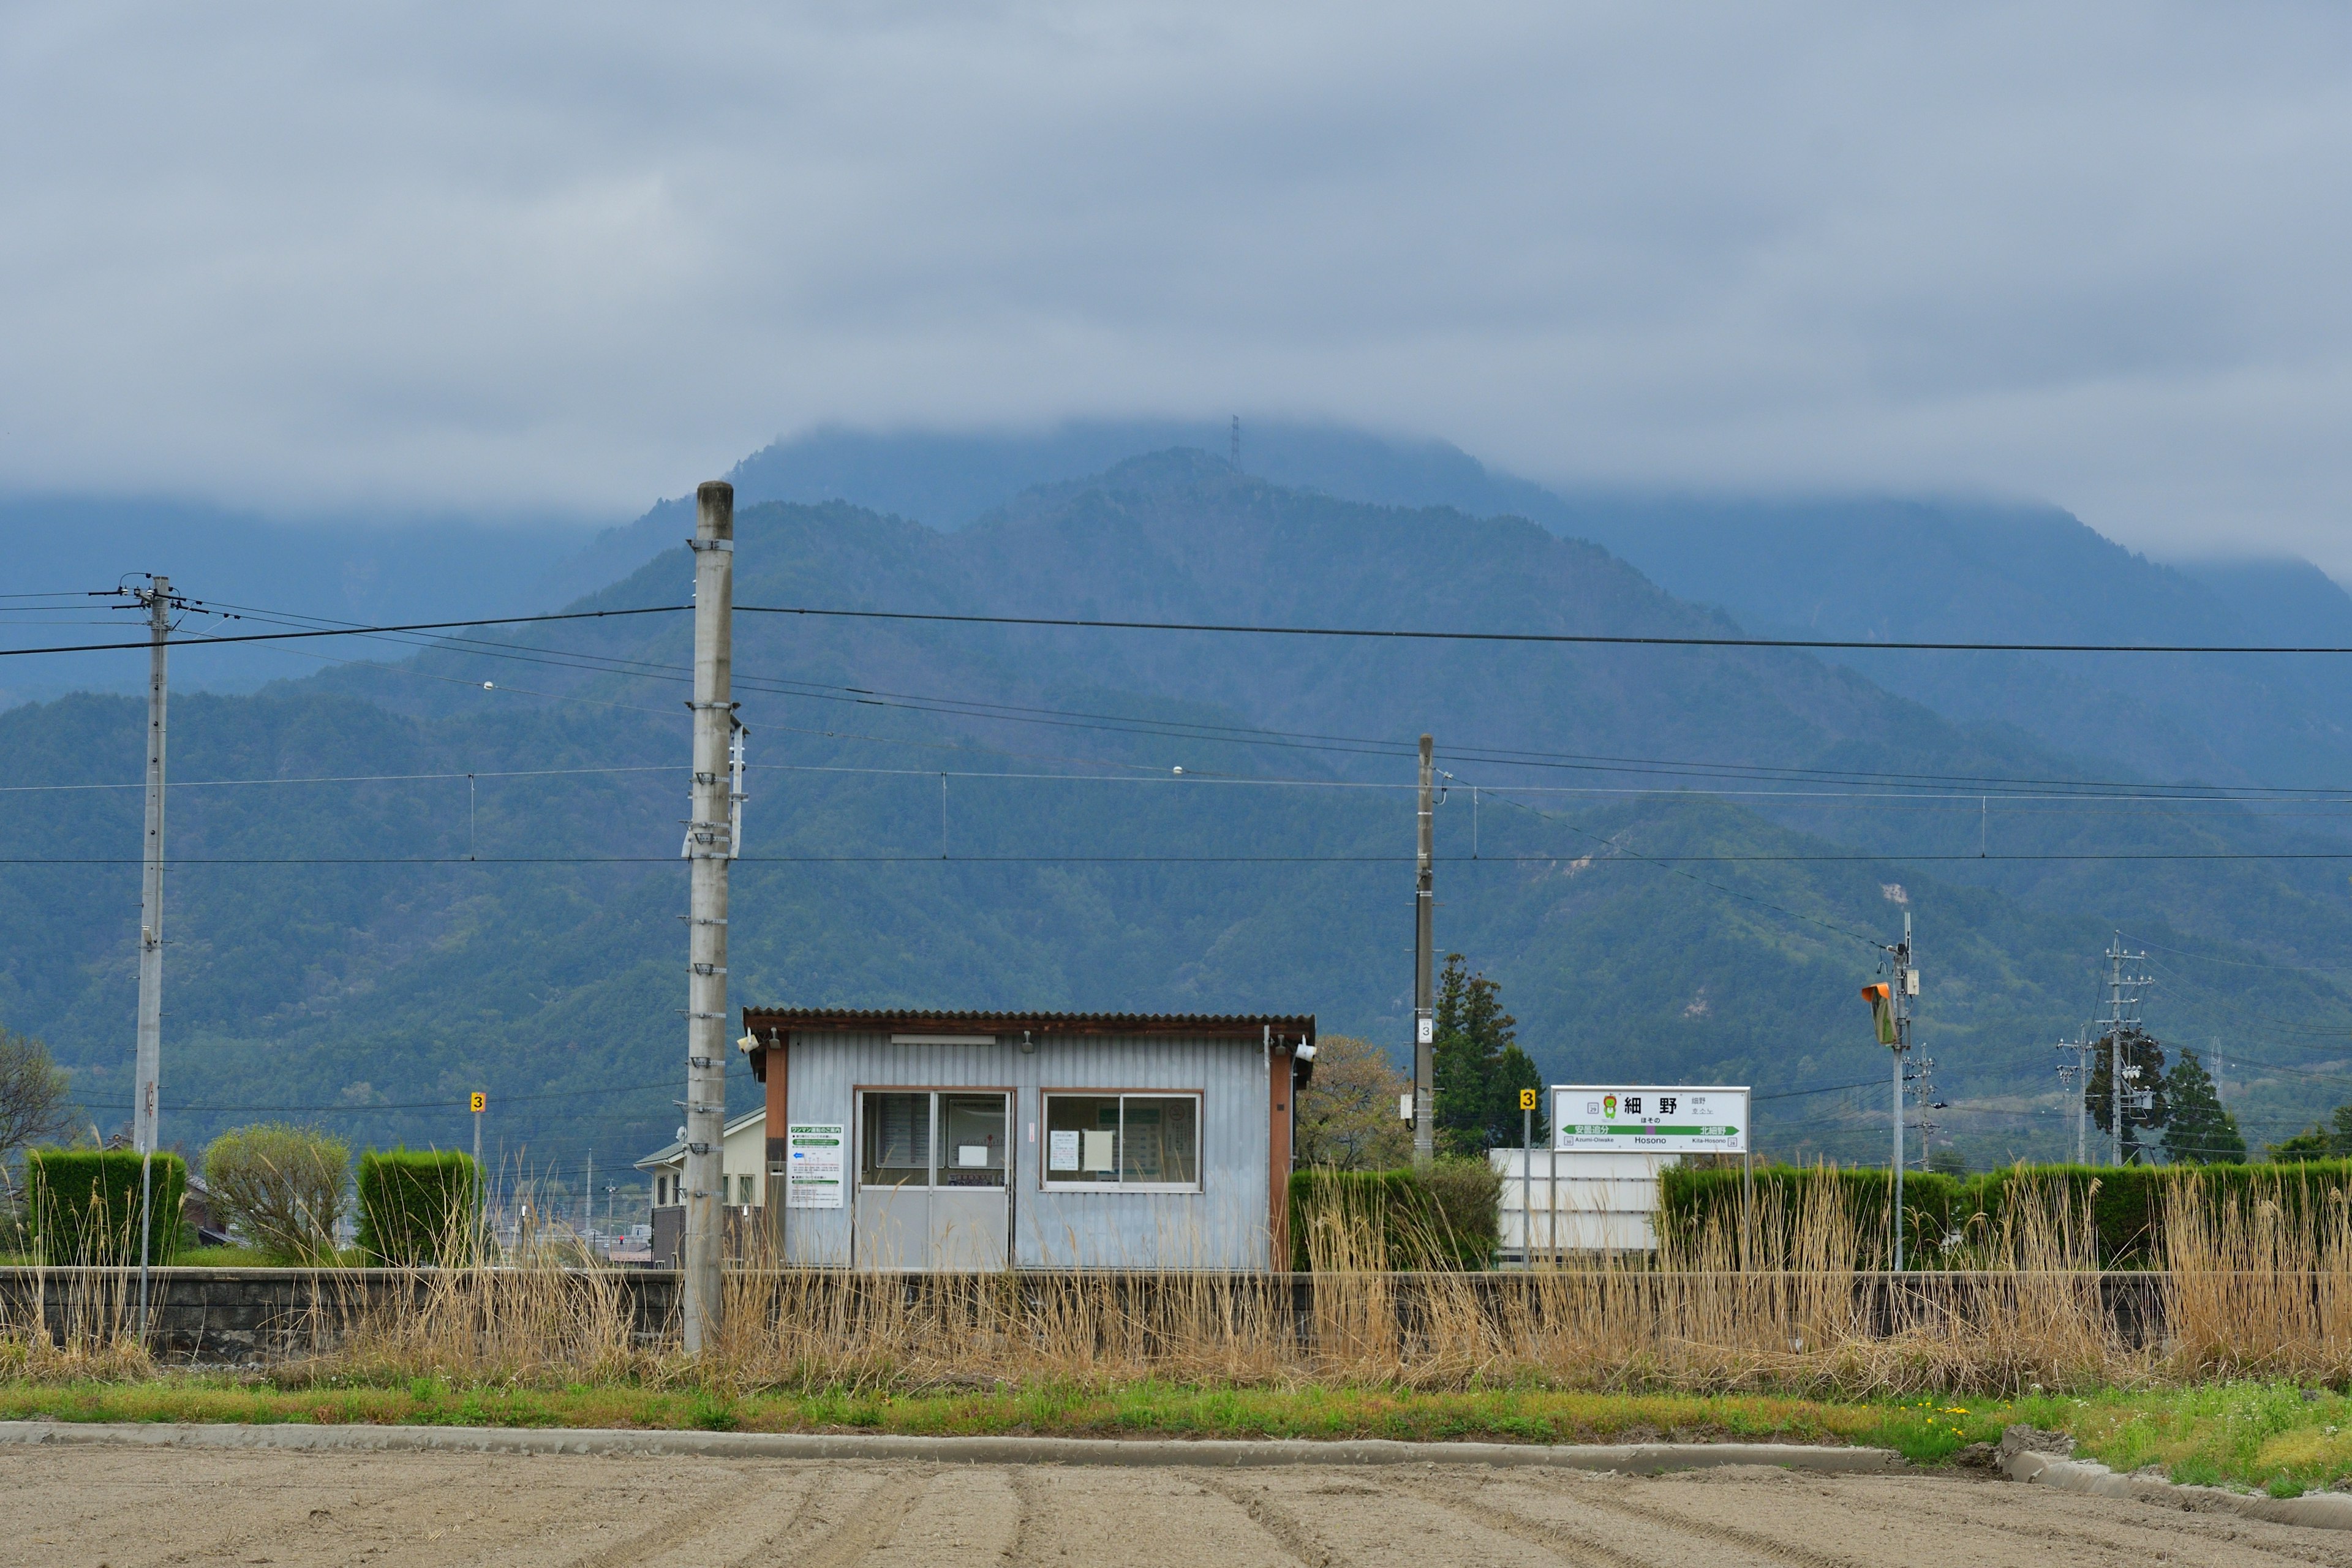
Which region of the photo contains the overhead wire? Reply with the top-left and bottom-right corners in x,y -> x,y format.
2122,932 -> 2352,978
20,849 -> 2352,865
0,600 -> 687,658
72,1063 -> 753,1115
731,602 -> 2352,657
91,592 -> 2352,802
28,589 -> 2352,1118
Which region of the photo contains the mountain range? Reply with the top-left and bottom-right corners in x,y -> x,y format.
4,428 -> 2350,1183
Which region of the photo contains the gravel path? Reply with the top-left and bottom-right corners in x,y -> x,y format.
13,1447 -> 2352,1567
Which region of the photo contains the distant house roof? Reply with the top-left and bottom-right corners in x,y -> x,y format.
634,1107 -> 766,1172
739,1008 -> 1316,1081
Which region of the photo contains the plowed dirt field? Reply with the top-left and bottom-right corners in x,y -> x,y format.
10,1447 -> 2348,1567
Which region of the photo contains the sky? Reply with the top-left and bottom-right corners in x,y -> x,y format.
5,2 -> 2351,572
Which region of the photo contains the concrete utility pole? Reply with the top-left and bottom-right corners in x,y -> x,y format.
681,481 -> 736,1354
1413,734 -> 1435,1169
2055,1029 -> 2092,1165
132,577 -> 171,1336
1889,912 -> 1913,1271
2100,935 -> 2154,1166
1908,1055 -> 1940,1170
2109,947 -> 2123,1167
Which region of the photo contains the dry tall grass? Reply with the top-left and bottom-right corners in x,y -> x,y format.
2163,1172 -> 2352,1384
17,1164 -> 2352,1398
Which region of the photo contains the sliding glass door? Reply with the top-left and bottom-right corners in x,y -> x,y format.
853,1089 -> 1011,1270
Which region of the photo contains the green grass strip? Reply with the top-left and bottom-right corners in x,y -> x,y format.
4,1377 -> 2347,1494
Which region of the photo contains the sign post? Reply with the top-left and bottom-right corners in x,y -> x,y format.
470,1091 -> 486,1244
1518,1087 -> 1537,1266
1551,1085 -> 1749,1154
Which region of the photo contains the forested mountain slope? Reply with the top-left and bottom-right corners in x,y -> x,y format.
4,451 -> 2346,1175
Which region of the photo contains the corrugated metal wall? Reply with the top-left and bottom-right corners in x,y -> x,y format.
781,1030 -> 1273,1269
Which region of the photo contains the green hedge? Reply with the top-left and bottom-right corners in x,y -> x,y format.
355,1149 -> 480,1265
1289,1161 -> 1500,1270
1661,1158 -> 2352,1268
25,1149 -> 186,1265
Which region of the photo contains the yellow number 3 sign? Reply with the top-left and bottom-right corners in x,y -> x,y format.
469,1091 -> 486,1114
1518,1088 -> 1539,1111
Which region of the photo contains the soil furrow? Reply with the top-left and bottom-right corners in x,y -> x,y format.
1893,1486 -> 2352,1568
529,1466 -> 748,1568
1385,1475 -> 1660,1567
1007,1461 -> 1042,1566
788,1469 -> 933,1568
1550,1482 -> 1882,1568
1194,1472 -> 1353,1568
92,1456 -> 542,1568
718,1468 -> 897,1568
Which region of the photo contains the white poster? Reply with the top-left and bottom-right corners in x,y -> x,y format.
786,1123 -> 845,1208
1552,1085 -> 1748,1153
1048,1129 -> 1080,1172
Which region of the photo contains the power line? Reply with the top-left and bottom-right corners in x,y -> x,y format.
125,594 -> 2352,800
12,754 -> 2351,812
0,764 -> 683,794
2132,958 -> 2352,1039
23,596 -> 2352,660
734,601 -> 2352,656
0,602 -> 687,658
2122,932 -> 2352,978
1753,1077 -> 1887,1102
20,849 -> 2352,865
71,1065 -> 752,1115
1466,785 -> 1884,949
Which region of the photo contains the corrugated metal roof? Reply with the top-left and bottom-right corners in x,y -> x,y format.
740,1009 -> 1316,1084
739,1007 -> 1314,1040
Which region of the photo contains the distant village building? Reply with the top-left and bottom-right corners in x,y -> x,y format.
633,1109 -> 769,1268
639,1009 -> 1316,1270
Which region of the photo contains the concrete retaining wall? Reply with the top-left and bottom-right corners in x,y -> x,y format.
0,1268 -> 682,1363
0,1265 -> 2173,1365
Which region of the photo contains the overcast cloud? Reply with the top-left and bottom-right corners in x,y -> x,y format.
4,2 -> 2350,570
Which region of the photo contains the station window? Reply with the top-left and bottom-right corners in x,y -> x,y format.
859,1090 -> 1009,1189
1042,1093 -> 1200,1188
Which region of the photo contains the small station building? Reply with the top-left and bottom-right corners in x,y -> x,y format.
704,1007 -> 1316,1270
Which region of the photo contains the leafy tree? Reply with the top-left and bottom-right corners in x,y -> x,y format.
1431,954 -> 1549,1155
0,1024 -> 72,1163
1926,1145 -> 1969,1177
204,1123 -> 351,1263
2084,1028 -> 2168,1164
2162,1047 -> 2246,1164
1293,1035 -> 1412,1170
2270,1103 -> 2352,1161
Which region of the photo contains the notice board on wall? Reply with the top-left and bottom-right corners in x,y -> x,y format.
786,1123 -> 845,1208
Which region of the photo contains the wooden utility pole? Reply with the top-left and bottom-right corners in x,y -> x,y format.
1413,734 -> 1435,1169
682,481 -> 735,1353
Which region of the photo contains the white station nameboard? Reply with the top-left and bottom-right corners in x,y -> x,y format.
1552,1085 -> 1748,1153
